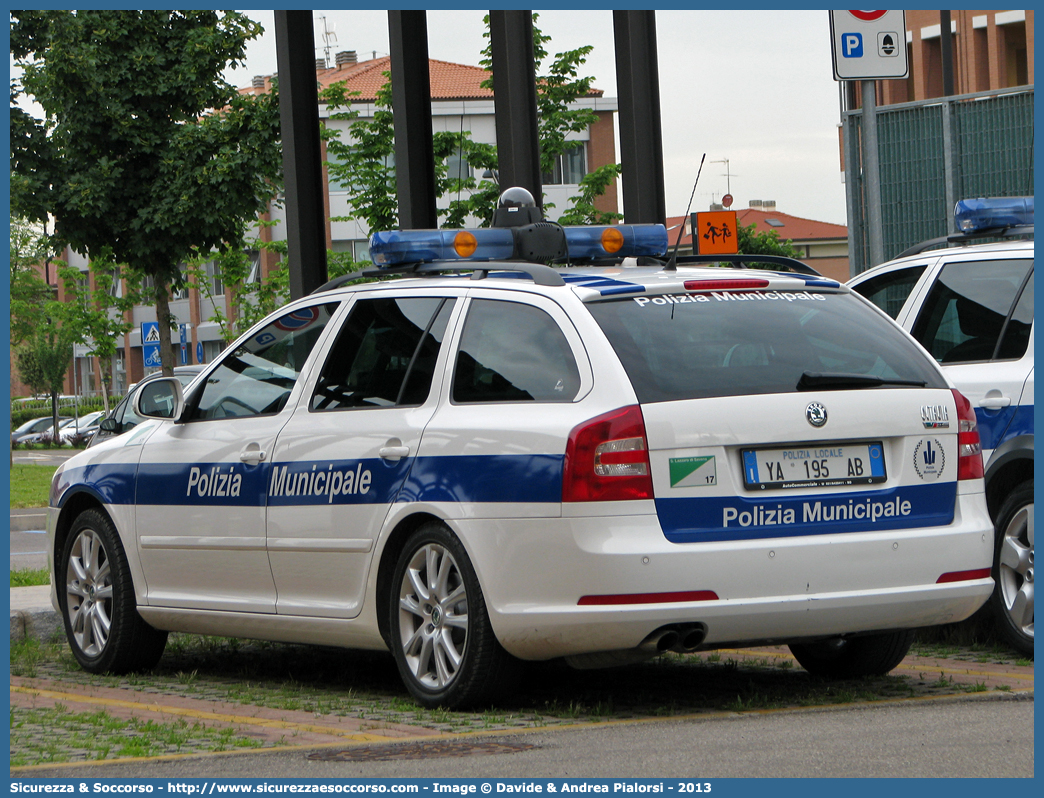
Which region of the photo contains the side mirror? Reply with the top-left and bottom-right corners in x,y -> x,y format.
133,377 -> 185,421
99,418 -> 119,433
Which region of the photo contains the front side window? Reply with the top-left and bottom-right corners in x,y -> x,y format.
311,297 -> 453,410
452,299 -> 581,403
188,303 -> 338,420
852,264 -> 926,318
911,259 -> 1033,363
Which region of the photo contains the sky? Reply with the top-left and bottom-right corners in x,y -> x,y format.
226,9 -> 850,226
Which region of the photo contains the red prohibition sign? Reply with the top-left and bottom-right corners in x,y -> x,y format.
849,10 -> 888,22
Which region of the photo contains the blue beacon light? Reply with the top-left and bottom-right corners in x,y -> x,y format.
954,197 -> 1034,233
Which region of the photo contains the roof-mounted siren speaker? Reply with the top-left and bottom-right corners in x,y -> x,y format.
493,187 -> 568,263
492,186 -> 543,227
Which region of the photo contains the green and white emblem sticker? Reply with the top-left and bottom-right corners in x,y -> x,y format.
669,455 -> 717,487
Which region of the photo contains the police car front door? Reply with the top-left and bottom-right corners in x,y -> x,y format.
134,304 -> 339,613
266,294 -> 459,619
909,259 -> 1033,460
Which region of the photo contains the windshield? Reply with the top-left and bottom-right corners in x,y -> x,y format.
587,289 -> 947,403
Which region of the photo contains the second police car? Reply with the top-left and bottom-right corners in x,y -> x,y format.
48,189 -> 995,708
849,197 -> 1033,656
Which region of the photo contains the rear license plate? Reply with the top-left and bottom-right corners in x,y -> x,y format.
742,442 -> 886,490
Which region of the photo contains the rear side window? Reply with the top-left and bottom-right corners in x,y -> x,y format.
311,297 -> 453,410
852,264 -> 926,318
453,299 -> 581,403
911,259 -> 1033,363
587,290 -> 946,403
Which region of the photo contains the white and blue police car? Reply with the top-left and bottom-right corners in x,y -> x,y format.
849,197 -> 1033,656
49,188 -> 995,708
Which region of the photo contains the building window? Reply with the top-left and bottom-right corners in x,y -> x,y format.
542,144 -> 587,186
246,250 -> 261,284
445,147 -> 472,183
202,260 -> 224,297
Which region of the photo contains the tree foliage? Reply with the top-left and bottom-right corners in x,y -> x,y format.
55,254 -> 139,412
10,10 -> 282,374
737,222 -> 803,259
9,217 -> 54,346
15,319 -> 75,439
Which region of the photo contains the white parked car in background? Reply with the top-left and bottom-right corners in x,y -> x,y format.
849,197 -> 1033,655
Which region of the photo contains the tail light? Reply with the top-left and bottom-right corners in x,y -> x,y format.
563,405 -> 653,502
951,389 -> 984,480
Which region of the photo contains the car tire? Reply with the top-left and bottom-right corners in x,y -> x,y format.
389,522 -> 519,709
59,508 -> 167,674
987,481 -> 1034,656
789,629 -> 915,678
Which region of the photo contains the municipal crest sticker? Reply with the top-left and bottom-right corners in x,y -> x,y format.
913,438 -> 945,481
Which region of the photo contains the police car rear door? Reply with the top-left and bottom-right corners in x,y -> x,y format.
134,303 -> 340,613
265,291 -> 461,619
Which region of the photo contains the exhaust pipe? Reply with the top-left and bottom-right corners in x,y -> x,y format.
671,623 -> 708,653
638,627 -> 681,653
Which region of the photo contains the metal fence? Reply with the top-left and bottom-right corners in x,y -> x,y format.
845,86 -> 1034,275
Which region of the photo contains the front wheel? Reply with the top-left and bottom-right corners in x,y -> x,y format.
59,508 -> 167,674
987,481 -> 1034,656
789,629 -> 914,678
389,522 -> 518,708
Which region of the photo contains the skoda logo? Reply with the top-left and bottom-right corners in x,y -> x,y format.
805,402 -> 828,428
430,607 -> 442,627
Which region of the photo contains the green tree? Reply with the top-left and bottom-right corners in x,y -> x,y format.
11,10 -> 282,375
15,318 -> 75,440
9,217 -> 54,346
55,255 -> 139,413
737,222 -> 803,260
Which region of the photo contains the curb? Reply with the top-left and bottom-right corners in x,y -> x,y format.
10,607 -> 63,644
10,585 -> 62,645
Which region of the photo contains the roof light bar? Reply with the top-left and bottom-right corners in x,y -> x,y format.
954,197 -> 1034,233
369,224 -> 668,267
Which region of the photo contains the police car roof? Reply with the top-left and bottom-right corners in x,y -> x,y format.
324,264 -> 844,302
857,237 -> 1034,277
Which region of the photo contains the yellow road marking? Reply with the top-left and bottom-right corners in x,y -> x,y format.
11,685 -> 401,742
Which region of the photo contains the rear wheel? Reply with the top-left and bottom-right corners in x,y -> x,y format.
389,522 -> 518,708
789,629 -> 914,678
987,481 -> 1033,656
60,509 -> 167,674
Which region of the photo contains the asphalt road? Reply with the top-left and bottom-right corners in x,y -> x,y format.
16,694 -> 1033,779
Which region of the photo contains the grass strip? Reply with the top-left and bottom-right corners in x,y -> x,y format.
11,464 -> 57,509
11,567 -> 50,587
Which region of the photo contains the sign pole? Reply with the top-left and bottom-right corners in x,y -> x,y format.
861,79 -> 884,268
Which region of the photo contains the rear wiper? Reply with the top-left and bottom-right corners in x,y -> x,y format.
796,372 -> 927,391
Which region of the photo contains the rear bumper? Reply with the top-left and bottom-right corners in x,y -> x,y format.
454,492 -> 994,660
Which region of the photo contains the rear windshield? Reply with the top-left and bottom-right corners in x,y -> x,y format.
587,289 -> 947,403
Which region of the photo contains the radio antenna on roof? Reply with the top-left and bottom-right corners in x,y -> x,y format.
665,153 -> 706,272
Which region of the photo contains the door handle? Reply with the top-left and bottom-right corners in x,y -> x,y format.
240,445 -> 266,465
979,392 -> 1011,410
379,445 -> 411,461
